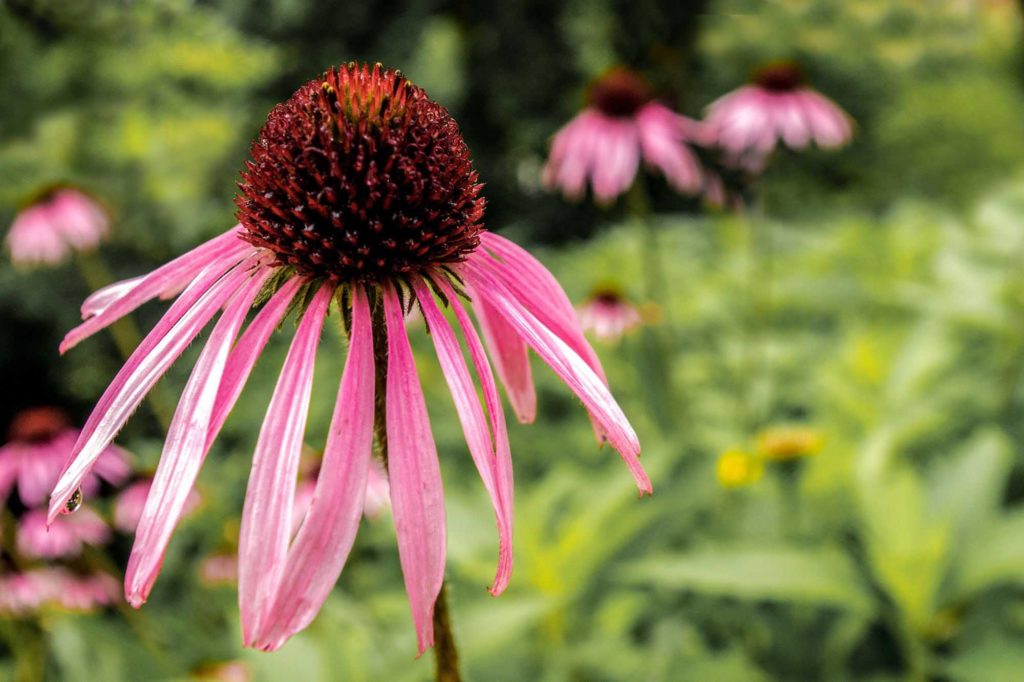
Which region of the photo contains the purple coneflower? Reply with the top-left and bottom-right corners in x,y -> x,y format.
543,68 -> 704,203
49,63 -> 648,653
0,406 -> 129,509
5,187 -> 109,266
578,288 -> 643,343
0,568 -> 119,615
17,507 -> 110,559
704,62 -> 852,170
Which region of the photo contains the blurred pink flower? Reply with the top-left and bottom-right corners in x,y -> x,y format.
0,406 -> 130,508
704,62 -> 852,170
17,507 -> 111,559
200,553 -> 239,586
578,289 -> 643,342
362,457 -> 390,519
5,187 -> 109,266
192,661 -> 252,682
50,64 -> 647,655
115,478 -> 201,533
0,568 -> 118,615
543,68 -> 704,203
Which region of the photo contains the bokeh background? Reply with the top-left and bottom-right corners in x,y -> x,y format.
3,0 -> 1024,680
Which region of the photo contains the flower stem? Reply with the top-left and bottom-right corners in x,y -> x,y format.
432,582 -> 462,682
625,181 -> 679,430
368,289 -> 462,681
75,250 -> 175,430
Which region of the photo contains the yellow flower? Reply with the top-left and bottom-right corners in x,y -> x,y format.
716,449 -> 764,488
755,426 -> 824,462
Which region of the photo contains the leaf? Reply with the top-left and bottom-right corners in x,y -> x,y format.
949,510 -> 1024,601
621,545 -> 874,614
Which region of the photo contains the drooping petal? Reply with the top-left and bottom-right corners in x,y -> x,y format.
254,285 -> 375,651
238,283 -> 332,646
472,295 -> 536,424
383,284 -> 446,655
464,260 -> 650,494
124,269 -> 269,607
48,256 -> 257,523
436,277 -> 515,595
414,277 -> 513,595
206,277 -> 304,446
478,232 -> 607,384
61,226 -> 246,353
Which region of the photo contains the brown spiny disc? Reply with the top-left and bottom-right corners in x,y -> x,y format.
587,68 -> 653,118
235,63 -> 485,282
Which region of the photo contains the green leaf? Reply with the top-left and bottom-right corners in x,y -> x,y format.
621,546 -> 874,614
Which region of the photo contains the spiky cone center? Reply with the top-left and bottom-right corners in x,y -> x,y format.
587,68 -> 653,118
751,62 -> 805,92
236,63 -> 485,284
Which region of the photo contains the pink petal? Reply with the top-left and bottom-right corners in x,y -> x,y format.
60,226 -> 246,353
48,256 -> 258,523
472,295 -> 536,424
463,260 -> 650,494
206,278 -> 304,445
254,285 -> 375,651
124,269 -> 269,607
414,277 -> 513,595
590,117 -> 640,203
383,284 -> 446,655
436,277 -> 515,595
238,283 -> 332,646
636,103 -> 703,194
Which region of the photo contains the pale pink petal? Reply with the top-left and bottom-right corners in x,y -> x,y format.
636,103 -> 703,194
414,277 -> 513,595
799,90 -> 852,148
18,508 -> 110,559
124,270 -> 269,606
383,284 -> 446,654
60,226 -> 246,353
479,232 -> 606,383
81,276 -> 146,319
238,284 -> 332,646
437,277 -> 515,595
48,256 -> 256,523
776,93 -> 812,149
472,295 -> 536,424
254,285 -> 375,651
464,260 -> 650,494
590,117 -> 640,203
206,278 -> 304,446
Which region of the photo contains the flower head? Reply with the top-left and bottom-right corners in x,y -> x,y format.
704,62 -> 852,171
115,478 -> 201,533
716,448 -> 763,489
543,67 -> 704,203
5,187 -> 109,266
578,287 -> 643,342
0,406 -> 129,509
51,63 -> 647,655
755,425 -> 823,462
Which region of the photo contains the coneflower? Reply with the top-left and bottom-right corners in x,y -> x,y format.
704,61 -> 853,170
543,67 -> 704,203
5,187 -> 109,266
49,63 -> 649,656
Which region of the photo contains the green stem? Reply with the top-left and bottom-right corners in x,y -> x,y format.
432,583 -> 462,682
74,250 -> 175,430
625,182 -> 679,430
368,290 -> 461,681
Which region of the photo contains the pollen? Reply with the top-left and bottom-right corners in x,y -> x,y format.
235,63 -> 485,283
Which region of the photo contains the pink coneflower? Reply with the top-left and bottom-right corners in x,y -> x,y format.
0,568 -> 119,615
200,553 -> 239,586
17,507 -> 110,559
0,406 -> 129,509
49,63 -> 648,654
704,62 -> 853,170
543,68 -> 703,203
114,479 -> 200,533
578,288 -> 643,343
5,187 -> 109,266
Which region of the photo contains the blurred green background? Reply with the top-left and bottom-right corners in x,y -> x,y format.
3,0 -> 1024,680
